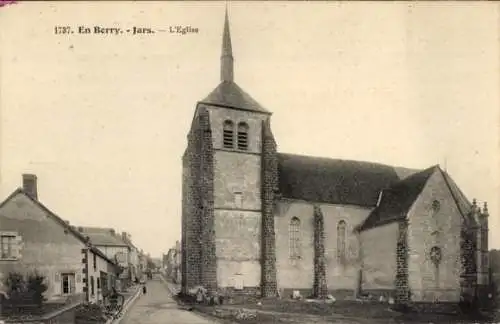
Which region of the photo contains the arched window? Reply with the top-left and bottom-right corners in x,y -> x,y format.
337,220 -> 347,265
223,120 -> 234,149
237,122 -> 249,150
430,246 -> 442,288
289,217 -> 301,259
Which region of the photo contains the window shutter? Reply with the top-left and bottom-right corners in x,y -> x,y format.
55,273 -> 61,282
70,275 -> 76,293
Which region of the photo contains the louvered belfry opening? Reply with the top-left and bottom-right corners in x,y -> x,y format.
223,120 -> 234,149
237,122 -> 249,150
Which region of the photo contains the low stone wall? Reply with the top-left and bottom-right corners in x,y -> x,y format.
3,301 -> 81,324
44,305 -> 79,324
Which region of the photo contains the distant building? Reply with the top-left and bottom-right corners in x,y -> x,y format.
75,227 -> 134,290
137,250 -> 147,280
0,174 -> 120,303
181,9 -> 490,304
165,241 -> 181,283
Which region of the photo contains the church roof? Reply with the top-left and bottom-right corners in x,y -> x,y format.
199,8 -> 270,114
356,165 -> 477,232
200,81 -> 270,114
441,169 -> 476,226
277,153 -> 416,207
355,166 -> 437,232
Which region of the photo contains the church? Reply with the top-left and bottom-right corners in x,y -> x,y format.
181,9 -> 489,304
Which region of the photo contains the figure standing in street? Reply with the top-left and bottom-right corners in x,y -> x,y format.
141,278 -> 147,294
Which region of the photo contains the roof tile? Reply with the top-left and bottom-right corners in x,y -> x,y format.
277,153 -> 415,207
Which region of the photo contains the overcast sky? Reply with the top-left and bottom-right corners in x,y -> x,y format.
1,2 -> 499,258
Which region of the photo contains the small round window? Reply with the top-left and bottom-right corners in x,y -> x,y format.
431,200 -> 440,213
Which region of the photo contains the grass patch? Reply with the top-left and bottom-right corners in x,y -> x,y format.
209,299 -> 498,324
195,305 -> 290,324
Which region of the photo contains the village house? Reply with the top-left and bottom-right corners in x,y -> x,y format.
165,241 -> 181,283
0,174 -> 120,303
121,234 -> 142,282
138,250 -> 148,280
75,227 -> 135,290
181,10 -> 490,305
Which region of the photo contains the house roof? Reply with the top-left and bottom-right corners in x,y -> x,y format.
356,166 -> 438,232
277,153 -> 417,207
0,188 -> 118,267
76,226 -> 129,247
199,81 -> 271,114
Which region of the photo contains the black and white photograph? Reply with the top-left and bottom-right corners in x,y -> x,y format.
0,1 -> 498,323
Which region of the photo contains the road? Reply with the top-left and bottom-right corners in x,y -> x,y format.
120,276 -> 218,324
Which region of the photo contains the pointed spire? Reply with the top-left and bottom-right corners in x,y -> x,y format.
221,4 -> 234,82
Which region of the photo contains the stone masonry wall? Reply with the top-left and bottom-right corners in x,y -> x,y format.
210,106 -> 265,293
181,150 -> 188,292
395,221 -> 409,303
313,205 -> 327,297
214,210 -> 261,289
198,108 -> 217,293
260,118 -> 278,297
321,204 -> 369,291
181,110 -> 203,292
407,169 -> 462,302
359,222 -> 399,294
274,201 -> 314,291
460,224 -> 477,293
275,200 -> 371,295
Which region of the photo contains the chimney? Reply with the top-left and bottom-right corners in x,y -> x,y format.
122,232 -> 128,242
110,229 -> 115,236
22,174 -> 38,200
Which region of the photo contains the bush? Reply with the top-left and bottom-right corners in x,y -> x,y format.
1,270 -> 48,307
4,272 -> 25,293
27,272 -> 48,305
75,302 -> 108,323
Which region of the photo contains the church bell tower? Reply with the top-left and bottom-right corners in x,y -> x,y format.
181,6 -> 278,297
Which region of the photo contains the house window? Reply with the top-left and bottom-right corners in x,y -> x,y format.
337,220 -> 347,265
97,277 -> 100,289
93,253 -> 97,271
223,120 -> 234,149
1,235 -> 15,259
289,217 -> 301,259
237,122 -> 249,150
61,273 -> 76,295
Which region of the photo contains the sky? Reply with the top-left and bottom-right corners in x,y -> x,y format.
0,2 -> 499,258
